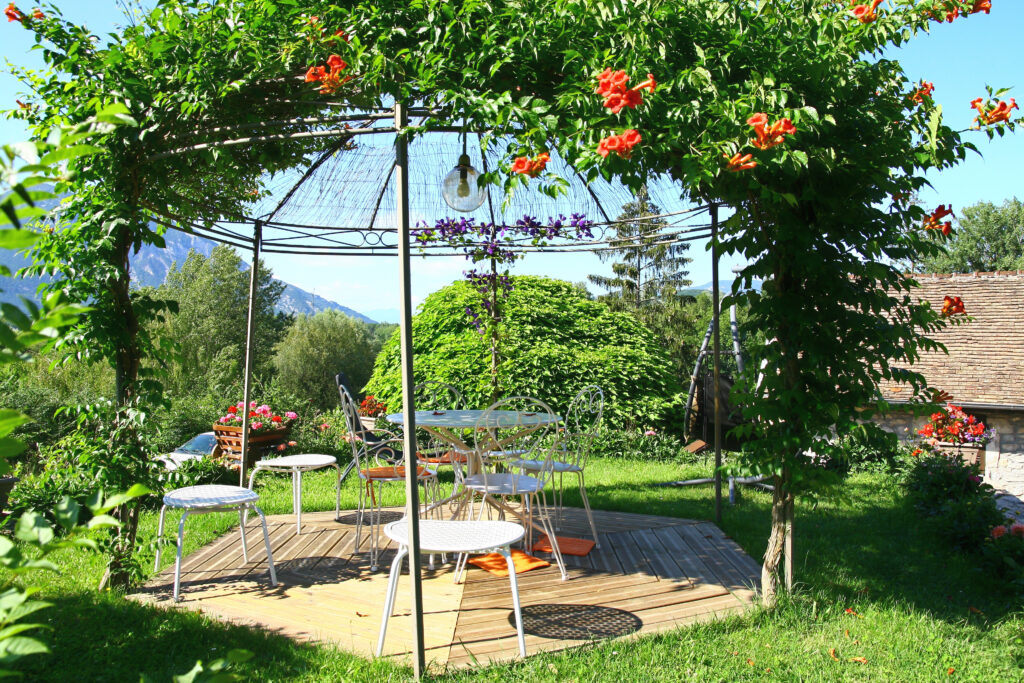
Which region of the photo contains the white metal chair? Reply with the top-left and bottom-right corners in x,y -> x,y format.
247,453 -> 341,534
339,386 -> 439,571
513,385 -> 604,546
457,396 -> 567,580
155,484 -> 277,601
412,381 -> 469,494
376,519 -> 527,658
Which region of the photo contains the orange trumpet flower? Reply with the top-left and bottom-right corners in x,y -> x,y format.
724,152 -> 757,172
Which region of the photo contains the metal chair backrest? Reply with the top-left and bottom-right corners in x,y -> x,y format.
561,385 -> 604,470
338,384 -> 400,468
474,396 -> 559,492
413,380 -> 464,411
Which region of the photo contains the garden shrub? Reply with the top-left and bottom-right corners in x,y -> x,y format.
821,424 -> 903,474
904,452 -> 1004,551
9,432 -> 100,525
982,523 -> 1024,594
160,456 -> 235,490
364,276 -> 686,432
588,426 -> 701,463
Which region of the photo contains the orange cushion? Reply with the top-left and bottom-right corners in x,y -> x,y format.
532,535 -> 596,556
467,549 -> 550,576
420,451 -> 468,464
361,466 -> 431,479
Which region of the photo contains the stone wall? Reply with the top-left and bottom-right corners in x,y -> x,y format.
874,408 -> 1024,498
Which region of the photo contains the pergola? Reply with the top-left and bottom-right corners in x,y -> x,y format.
142,101 -> 728,677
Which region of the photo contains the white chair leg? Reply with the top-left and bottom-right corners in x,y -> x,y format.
376,545 -> 408,656
253,505 -> 278,587
243,468 -> 259,529
292,469 -> 301,534
369,481 -> 382,571
154,505 -> 167,571
500,546 -> 527,657
578,471 -> 599,547
536,491 -> 568,581
173,511 -> 189,602
239,507 -> 250,563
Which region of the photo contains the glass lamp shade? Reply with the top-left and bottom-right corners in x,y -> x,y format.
441,153 -> 486,212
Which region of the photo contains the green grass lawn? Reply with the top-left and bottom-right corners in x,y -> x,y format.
12,457 -> 1024,682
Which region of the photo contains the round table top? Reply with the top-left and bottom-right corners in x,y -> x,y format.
164,484 -> 258,508
254,453 -> 337,469
384,409 -> 561,428
384,519 -> 525,553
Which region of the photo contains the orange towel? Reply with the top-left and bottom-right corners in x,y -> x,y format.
532,535 -> 595,556
467,549 -> 550,576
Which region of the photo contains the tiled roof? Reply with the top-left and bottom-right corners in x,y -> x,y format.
881,271 -> 1024,407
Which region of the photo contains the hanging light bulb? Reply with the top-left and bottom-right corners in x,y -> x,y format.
441,137 -> 486,212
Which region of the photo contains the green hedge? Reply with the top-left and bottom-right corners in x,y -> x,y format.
364,276 -> 685,431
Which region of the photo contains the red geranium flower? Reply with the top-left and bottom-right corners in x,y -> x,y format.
227,405 -> 237,414
272,415 -> 282,423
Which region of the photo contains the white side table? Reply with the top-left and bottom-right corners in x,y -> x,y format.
247,453 -> 341,533
376,519 -> 528,658
155,484 -> 277,602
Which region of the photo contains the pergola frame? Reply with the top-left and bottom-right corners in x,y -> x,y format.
145,102 -> 726,678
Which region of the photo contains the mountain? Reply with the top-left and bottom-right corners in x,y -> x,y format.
680,278 -> 763,296
0,227 -> 375,322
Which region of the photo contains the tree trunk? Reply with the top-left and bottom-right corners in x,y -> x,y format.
112,223 -> 141,406
761,468 -> 793,608
105,220 -> 145,591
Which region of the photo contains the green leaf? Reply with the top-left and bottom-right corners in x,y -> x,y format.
0,230 -> 39,250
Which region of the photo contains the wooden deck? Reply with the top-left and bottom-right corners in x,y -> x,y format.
130,506 -> 761,670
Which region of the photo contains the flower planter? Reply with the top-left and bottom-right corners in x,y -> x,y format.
358,416 -> 377,432
212,423 -> 291,469
934,442 -> 985,471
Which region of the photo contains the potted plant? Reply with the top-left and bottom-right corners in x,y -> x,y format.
916,404 -> 994,470
213,402 -> 299,468
358,395 -> 388,431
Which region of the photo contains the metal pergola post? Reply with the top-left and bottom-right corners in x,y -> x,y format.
238,219 -> 262,487
710,204 -> 722,527
394,101 -> 426,679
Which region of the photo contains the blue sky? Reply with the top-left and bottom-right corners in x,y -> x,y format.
2,2 -> 1022,318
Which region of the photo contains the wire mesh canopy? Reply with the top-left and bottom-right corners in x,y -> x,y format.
144,106 -> 713,255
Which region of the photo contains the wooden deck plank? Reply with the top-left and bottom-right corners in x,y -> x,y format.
130,505 -> 762,669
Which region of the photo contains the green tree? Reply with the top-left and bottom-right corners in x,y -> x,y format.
588,186 -> 692,310
919,198 -> 1024,273
589,187 -> 694,375
157,246 -> 287,396
272,310 -> 378,410
365,276 -> 684,428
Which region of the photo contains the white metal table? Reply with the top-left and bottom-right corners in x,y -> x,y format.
155,484 -> 277,601
247,453 -> 341,533
385,410 -> 566,578
376,519 -> 528,658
